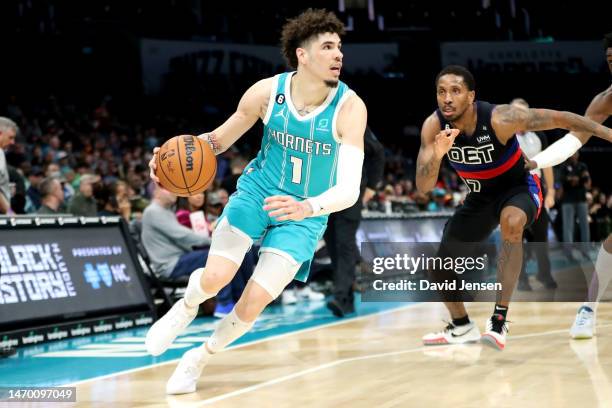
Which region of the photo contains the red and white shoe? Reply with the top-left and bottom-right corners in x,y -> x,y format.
481,314 -> 508,351
423,321 -> 481,345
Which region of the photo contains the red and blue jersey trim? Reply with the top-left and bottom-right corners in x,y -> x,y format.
526,173 -> 543,219
452,139 -> 522,180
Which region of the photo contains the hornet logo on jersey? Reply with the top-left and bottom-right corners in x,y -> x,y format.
276,93 -> 285,104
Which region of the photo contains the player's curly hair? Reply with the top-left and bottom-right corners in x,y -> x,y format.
280,8 -> 345,69
604,32 -> 612,50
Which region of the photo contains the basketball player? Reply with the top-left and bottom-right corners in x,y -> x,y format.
146,9 -> 367,394
417,65 -> 612,350
527,32 -> 612,339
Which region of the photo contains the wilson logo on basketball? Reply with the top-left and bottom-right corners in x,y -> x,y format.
184,136 -> 196,171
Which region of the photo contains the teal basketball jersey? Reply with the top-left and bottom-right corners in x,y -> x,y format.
251,72 -> 354,198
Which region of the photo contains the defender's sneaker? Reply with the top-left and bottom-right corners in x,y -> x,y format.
481,314 -> 508,350
423,321 -> 481,345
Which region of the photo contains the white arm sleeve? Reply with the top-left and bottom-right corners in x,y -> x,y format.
531,133 -> 583,169
306,144 -> 364,217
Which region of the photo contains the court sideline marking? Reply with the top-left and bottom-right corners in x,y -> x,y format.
198,322 -> 612,405
66,303 -> 418,387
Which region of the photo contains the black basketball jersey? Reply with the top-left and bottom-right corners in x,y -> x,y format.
435,101 -> 539,200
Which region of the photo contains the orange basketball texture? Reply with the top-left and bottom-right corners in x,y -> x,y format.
155,135 -> 217,196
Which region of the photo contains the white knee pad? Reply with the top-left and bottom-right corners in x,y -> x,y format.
251,252 -> 301,299
209,217 -> 253,266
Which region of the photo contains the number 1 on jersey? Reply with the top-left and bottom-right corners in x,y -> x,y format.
290,155 -> 303,184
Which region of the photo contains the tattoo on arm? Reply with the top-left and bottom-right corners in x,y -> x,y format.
417,160 -> 433,177
497,104 -> 552,129
496,104 -> 526,125
200,132 -> 222,154
555,111 -> 607,136
416,150 -> 442,193
499,104 -> 608,137
524,109 -> 554,130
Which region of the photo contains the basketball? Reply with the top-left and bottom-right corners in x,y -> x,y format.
155,135 -> 217,196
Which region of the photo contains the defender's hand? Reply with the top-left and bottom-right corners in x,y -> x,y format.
433,127 -> 460,160
264,195 -> 313,221
149,147 -> 161,183
524,159 -> 538,171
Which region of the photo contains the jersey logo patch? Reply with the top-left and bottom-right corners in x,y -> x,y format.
274,107 -> 287,119
316,118 -> 329,132
276,93 -> 285,104
477,134 -> 491,143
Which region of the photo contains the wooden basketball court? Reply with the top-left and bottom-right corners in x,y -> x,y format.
71,302 -> 612,407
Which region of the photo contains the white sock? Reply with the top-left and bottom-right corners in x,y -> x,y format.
184,268 -> 215,309
205,308 -> 254,353
584,245 -> 612,311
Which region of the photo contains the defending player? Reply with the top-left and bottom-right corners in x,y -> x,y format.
417,65 -> 612,350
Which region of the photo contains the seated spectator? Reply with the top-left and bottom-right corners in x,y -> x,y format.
176,192 -> 211,234
426,187 -> 449,212
44,162 -> 74,203
141,185 -> 255,317
112,180 -> 132,221
95,182 -> 131,221
68,174 -> 100,216
142,186 -> 211,279
8,165 -> 27,214
36,177 -> 65,214
206,188 -> 228,224
25,166 -> 44,212
127,172 -> 150,219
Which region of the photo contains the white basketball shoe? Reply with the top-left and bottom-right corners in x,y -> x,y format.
166,346 -> 212,394
481,314 -> 508,351
146,299 -> 198,356
423,321 -> 481,345
570,306 -> 595,339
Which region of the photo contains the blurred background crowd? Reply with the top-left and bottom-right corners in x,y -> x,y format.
1,1 -> 610,301
2,94 -> 609,242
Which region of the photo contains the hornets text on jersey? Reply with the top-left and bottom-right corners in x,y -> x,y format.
249,72 -> 354,198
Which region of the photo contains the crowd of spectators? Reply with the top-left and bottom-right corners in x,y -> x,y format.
1,94 -> 609,241
0,96 -> 241,222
